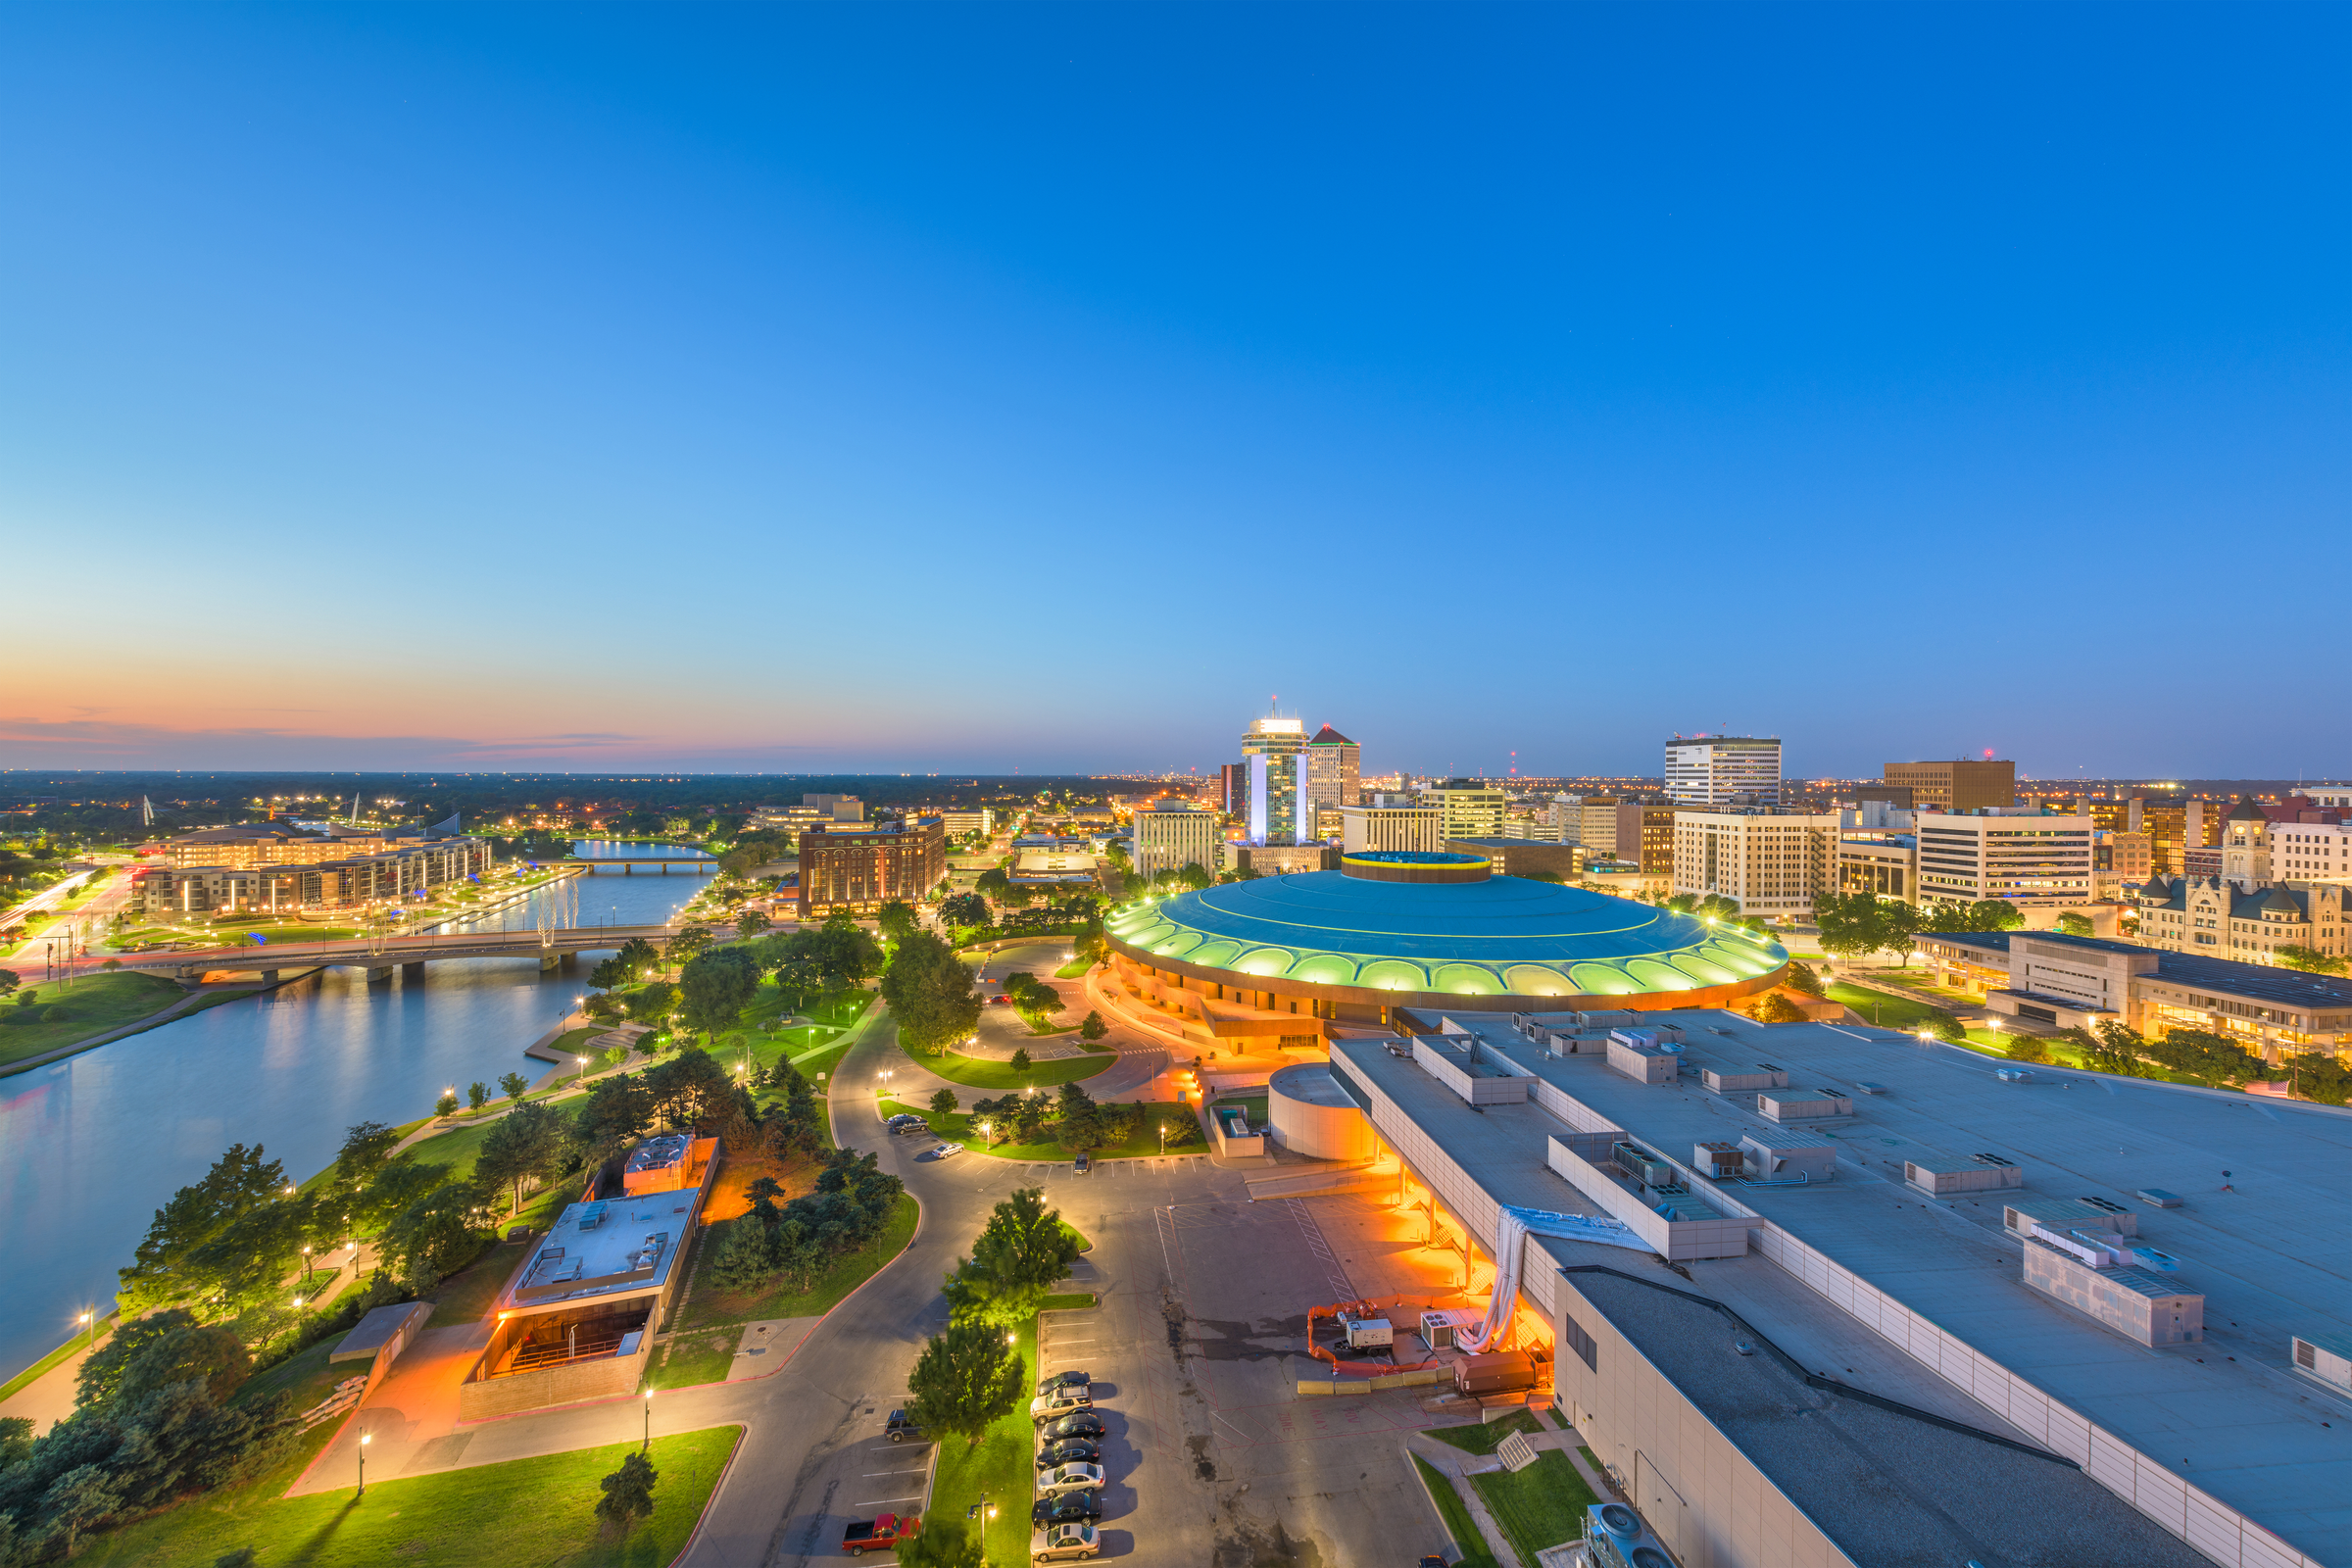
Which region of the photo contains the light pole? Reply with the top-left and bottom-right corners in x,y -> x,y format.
576,1054 -> 589,1086
77,1311 -> 94,1354
643,1388 -> 654,1452
357,1431 -> 370,1498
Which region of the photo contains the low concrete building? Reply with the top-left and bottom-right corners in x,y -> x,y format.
1338,803 -> 1444,855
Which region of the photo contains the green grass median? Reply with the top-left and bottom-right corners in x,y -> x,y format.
1470,1448 -> 1598,1566
917,1051 -> 1111,1091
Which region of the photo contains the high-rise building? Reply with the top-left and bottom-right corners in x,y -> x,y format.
1915,810 -> 2093,907
1305,725 -> 1360,819
1133,799 -> 1221,881
1575,798 -> 1622,858
1663,737 -> 1782,807
797,816 -> 947,916
1883,760 -> 2015,812
1420,779 -> 1506,841
1670,809 -> 1839,919
1217,763 -> 1245,817
1241,714 -> 1309,845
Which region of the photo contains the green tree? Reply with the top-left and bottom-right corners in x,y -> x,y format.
588,956 -> 631,991
596,1450 -> 659,1541
939,892 -> 991,929
1812,892 -> 1886,961
466,1082 -> 489,1114
380,1180 -> 492,1291
0,969 -> 18,998
1753,992 -> 1807,1023
667,925 -> 714,966
881,932 -> 986,1054
474,1102 -> 571,1214
1782,960 -> 1824,998
74,1311 -> 249,1417
498,1071 -> 531,1102
735,909 -> 771,939
876,901 -> 920,944
941,1185 -> 1082,1324
1875,899 -> 1926,964
434,1090 -> 461,1119
1966,899 -> 2026,931
117,1145 -> 291,1314
678,946 -> 760,1037
1078,1009 -> 1107,1042
1009,1047 -> 1031,1075
904,1319 -> 1028,1448
615,936 -> 662,979
898,1515 -> 987,1568
1178,861 -> 1213,891
2054,911 -> 2094,937
2144,1027 -> 2264,1088
2277,945 -> 2349,976
974,868 -> 1011,901
2005,1036 -> 2052,1063
625,981 -> 678,1024
573,1073 -> 657,1171
331,1123 -> 401,1194
930,1087 -> 959,1116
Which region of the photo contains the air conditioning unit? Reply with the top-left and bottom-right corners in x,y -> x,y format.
1585,1501 -> 1675,1568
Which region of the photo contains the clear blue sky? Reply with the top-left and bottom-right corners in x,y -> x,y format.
3,3 -> 2344,782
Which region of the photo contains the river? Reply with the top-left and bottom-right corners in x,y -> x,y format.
0,841 -> 716,1379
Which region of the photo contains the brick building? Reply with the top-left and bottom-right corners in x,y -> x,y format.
795,816 -> 946,917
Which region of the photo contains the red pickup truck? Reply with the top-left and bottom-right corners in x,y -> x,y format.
843,1513 -> 920,1556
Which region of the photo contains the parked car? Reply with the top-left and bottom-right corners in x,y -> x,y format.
886,1114 -> 928,1135
990,994 -> 1013,1004
885,1409 -> 925,1444
1037,1461 -> 1105,1496
1040,1411 -> 1105,1442
1035,1438 -> 1101,1471
1072,1152 -> 1091,1175
1031,1523 -> 1102,1562
926,1142 -> 965,1160
1031,1490 -> 1103,1526
842,1513 -> 919,1557
1030,1390 -> 1093,1422
1038,1369 -> 1092,1395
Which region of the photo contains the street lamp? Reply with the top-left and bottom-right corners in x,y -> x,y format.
357,1431 -> 370,1498
77,1311 -> 94,1353
575,1054 -> 590,1085
643,1388 -> 655,1452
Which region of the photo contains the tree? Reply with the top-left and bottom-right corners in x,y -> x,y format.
474,1102 -> 570,1214
1782,960 -> 1824,998
498,1071 -> 531,1103
434,1090 -> 461,1119
332,1123 -> 401,1194
941,1186 -> 1082,1324
1966,899 -> 2026,932
1754,992 -> 1807,1023
615,936 -> 662,979
588,956 -> 631,991
736,909 -> 771,939
939,892 -> 991,929
40,1464 -> 123,1556
75,1310 -> 248,1417
2054,911 -> 2094,937
1812,892 -> 1886,961
2144,1027 -> 2263,1088
1009,1048 -> 1031,1075
876,901 -> 920,944
117,1144 -> 291,1314
881,933 -> 984,1054
678,946 -> 760,1037
899,1516 -> 986,1568
1178,862 -> 1213,891
1875,899 -> 1926,964
1078,1010 -> 1107,1042
2278,946 -> 2350,976
381,1179 -> 492,1289
625,981 -> 678,1025
573,1073 -> 657,1171
0,970 -> 17,998
596,1450 -> 659,1541
905,1319 -> 1028,1448
667,925 -> 713,966
466,1082 -> 489,1114
974,868 -> 1011,901
930,1087 -> 958,1116
2005,1036 -> 2052,1063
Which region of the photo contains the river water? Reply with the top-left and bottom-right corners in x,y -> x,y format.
0,841 -> 715,1379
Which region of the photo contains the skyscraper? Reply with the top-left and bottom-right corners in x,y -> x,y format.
1663,736 -> 1783,807
1241,713 -> 1308,845
1305,725 -> 1360,821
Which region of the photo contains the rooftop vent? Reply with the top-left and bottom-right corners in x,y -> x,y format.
1971,1152 -> 2017,1167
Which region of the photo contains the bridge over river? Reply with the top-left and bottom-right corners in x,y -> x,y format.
87,923 -> 687,983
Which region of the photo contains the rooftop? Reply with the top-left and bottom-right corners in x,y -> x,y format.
1928,928 -> 2352,1009
1340,1011 -> 2352,1565
500,1182 -> 704,1313
1105,872 -> 1785,998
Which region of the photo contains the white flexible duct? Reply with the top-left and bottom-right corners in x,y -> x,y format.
1455,1204 -> 1647,1353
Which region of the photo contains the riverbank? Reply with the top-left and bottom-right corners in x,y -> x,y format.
0,972 -> 314,1078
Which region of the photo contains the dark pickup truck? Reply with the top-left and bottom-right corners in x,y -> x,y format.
885,1409 -> 926,1444
843,1512 -> 919,1556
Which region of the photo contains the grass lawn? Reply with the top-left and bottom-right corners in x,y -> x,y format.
1053,957 -> 1094,980
404,1100 -> 587,1187
1040,1292 -> 1096,1310
423,1235 -> 530,1328
677,1192 -> 918,1331
78,1424 -> 741,1568
1824,982 -> 1961,1034
654,1328 -> 739,1391
928,1309 -> 1040,1568
1211,1093 -> 1270,1124
878,1100 -> 1200,1162
918,1051 -> 1111,1092
0,970 -> 192,1068
1411,1454 -> 1501,1568
1424,1407 -> 1545,1456
1471,1448 -> 1599,1565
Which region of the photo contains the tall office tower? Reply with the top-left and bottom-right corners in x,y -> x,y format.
1421,779 -> 1507,840
1241,713 -> 1309,845
1217,763 -> 1245,817
1305,725 -> 1361,821
1883,760 -> 2015,812
1663,736 -> 1783,807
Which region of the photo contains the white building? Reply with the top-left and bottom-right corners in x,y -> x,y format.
1670,809 -> 1839,918
2270,819 -> 2352,887
1132,799 -> 1220,881
1915,809 -> 2094,907
1338,804 -> 1445,855
1663,736 -> 1782,807
1418,780 -> 1506,840
939,808 -> 995,839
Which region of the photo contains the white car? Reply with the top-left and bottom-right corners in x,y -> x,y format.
1031,1524 -> 1102,1561
1037,1462 -> 1106,1496
926,1142 -> 965,1160
1030,1389 -> 1093,1421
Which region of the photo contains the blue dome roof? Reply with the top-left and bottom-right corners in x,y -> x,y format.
1104,871 -> 1787,999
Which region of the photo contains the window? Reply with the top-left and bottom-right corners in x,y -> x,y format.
1561,1310 -> 1598,1372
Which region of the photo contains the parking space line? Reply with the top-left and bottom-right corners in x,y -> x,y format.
855,1495 -> 923,1508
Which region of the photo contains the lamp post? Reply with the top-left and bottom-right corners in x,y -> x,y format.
77,1311 -> 94,1354
357,1431 -> 370,1498
576,1054 -> 590,1086
643,1388 -> 654,1452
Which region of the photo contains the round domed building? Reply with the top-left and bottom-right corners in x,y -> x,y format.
1102,850 -> 1787,1036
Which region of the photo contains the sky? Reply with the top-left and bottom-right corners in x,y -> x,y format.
1,3 -> 2345,783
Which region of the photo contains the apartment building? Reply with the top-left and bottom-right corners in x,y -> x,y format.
1132,799 -> 1221,881
1915,810 -> 2094,907
796,816 -> 947,916
138,834 -> 494,915
1669,809 -> 1839,919
1662,736 -> 1781,807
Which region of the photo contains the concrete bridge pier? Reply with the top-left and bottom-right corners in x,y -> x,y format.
539,952 -> 561,972
559,952 -> 579,970
260,970 -> 278,985
401,961 -> 425,981
364,965 -> 393,983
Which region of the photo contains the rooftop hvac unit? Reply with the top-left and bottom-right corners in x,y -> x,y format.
1611,1142 -> 1682,1191
1585,1502 -> 1674,1568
